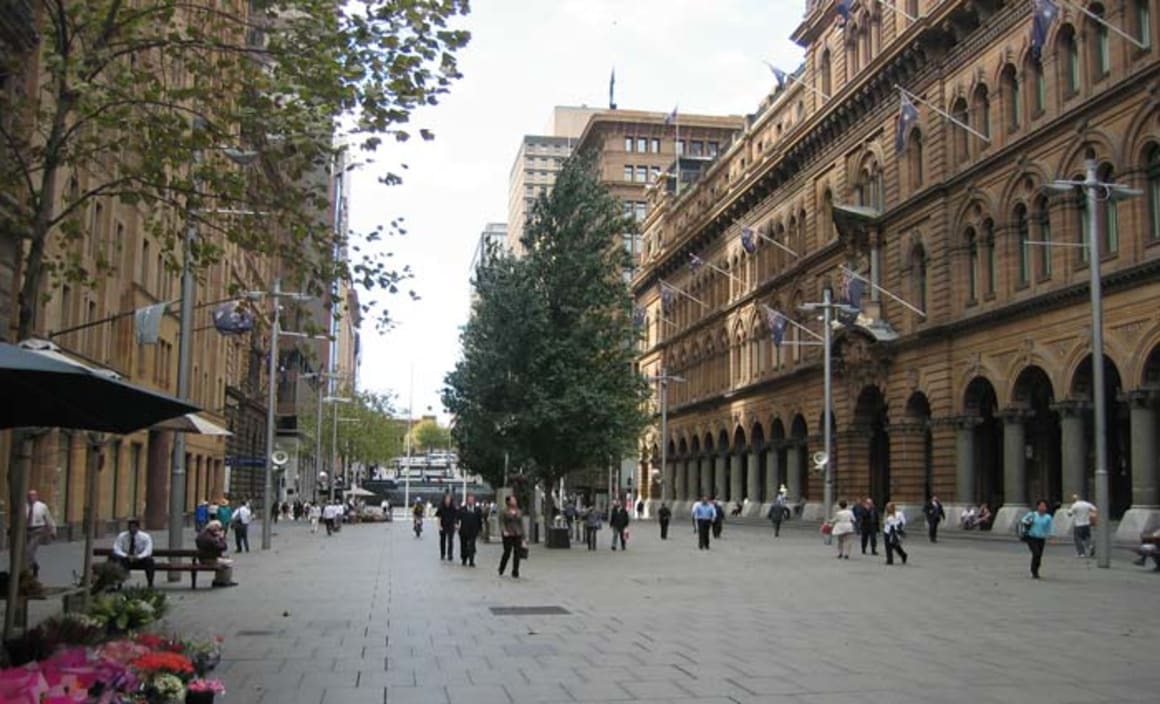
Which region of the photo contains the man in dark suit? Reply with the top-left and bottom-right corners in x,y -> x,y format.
858,497 -> 880,555
923,496 -> 946,543
609,502 -> 630,550
457,494 -> 484,567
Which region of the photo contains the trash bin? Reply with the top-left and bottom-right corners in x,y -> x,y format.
547,527 -> 571,549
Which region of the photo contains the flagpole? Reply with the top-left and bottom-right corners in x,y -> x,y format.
674,114 -> 681,195
762,305 -> 825,341
660,280 -> 708,309
894,85 -> 991,143
692,255 -> 744,287
750,229 -> 800,258
839,265 -> 926,317
1057,0 -> 1148,49
765,62 -> 831,102
877,0 -> 918,21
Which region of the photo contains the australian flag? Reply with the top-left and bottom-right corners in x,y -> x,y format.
661,286 -> 675,316
664,106 -> 678,127
1031,0 -> 1059,62
835,0 -> 852,28
765,62 -> 788,90
212,300 -> 255,336
763,306 -> 789,347
740,226 -> 757,255
894,94 -> 920,154
838,269 -> 865,326
689,254 -> 705,273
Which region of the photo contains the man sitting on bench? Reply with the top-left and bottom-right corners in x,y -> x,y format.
111,519 -> 155,588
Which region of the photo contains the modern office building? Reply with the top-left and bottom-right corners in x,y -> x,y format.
471,223 -> 508,276
632,0 -> 1159,540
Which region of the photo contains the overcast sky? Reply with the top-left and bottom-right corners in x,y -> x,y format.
349,0 -> 806,421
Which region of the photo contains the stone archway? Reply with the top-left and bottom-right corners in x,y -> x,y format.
717,428 -> 731,502
790,414 -> 809,502
700,433 -> 715,498
1069,354 -> 1129,517
1117,343 -> 1160,540
676,438 -> 689,502
964,376 -> 1002,512
855,386 -> 890,508
903,392 -> 933,501
690,436 -> 703,501
1012,366 -> 1061,509
770,418 -> 787,500
732,426 -> 747,504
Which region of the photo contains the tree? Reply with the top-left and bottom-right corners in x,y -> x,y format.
411,419 -> 450,452
443,154 -> 649,503
0,0 -> 471,340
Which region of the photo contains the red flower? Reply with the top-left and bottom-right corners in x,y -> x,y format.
130,651 -> 195,677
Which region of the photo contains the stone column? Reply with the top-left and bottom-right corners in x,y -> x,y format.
1117,390 -> 1160,541
715,455 -> 727,500
729,455 -> 743,503
766,446 -> 782,500
675,459 -> 686,502
746,450 -> 761,504
994,409 -> 1030,533
1054,400 -> 1089,501
701,457 -> 713,497
785,444 -> 802,502
954,417 -> 978,505
662,460 -> 674,502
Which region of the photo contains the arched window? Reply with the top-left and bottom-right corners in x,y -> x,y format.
1001,64 -> 1020,133
1026,55 -> 1046,117
1135,0 -> 1153,50
797,100 -> 805,120
1059,25 -> 1080,97
1015,204 -> 1031,286
906,0 -> 919,23
1147,144 -> 1160,241
966,227 -> 979,303
1097,162 -> 1119,254
951,97 -> 970,163
820,49 -> 832,99
846,35 -> 860,79
911,244 -> 927,314
822,190 -> 834,243
797,208 -> 807,253
908,129 -> 924,190
1088,4 -> 1111,79
972,84 -> 991,149
1035,195 -> 1053,278
983,218 -> 997,296
1074,176 -> 1092,263
869,15 -> 881,62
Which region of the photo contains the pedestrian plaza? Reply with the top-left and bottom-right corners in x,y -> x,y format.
24,517 -> 1160,703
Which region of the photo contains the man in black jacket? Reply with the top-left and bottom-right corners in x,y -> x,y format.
858,497 -> 880,555
435,494 -> 458,561
609,502 -> 630,550
923,496 -> 946,543
658,503 -> 672,540
457,495 -> 484,567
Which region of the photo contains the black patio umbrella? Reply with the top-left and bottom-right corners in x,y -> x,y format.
0,341 -> 199,432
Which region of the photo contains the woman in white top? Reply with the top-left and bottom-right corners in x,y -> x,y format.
830,500 -> 856,559
883,502 -> 908,565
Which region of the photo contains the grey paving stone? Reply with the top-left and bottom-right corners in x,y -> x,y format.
320,687 -> 386,703
387,685 -> 450,704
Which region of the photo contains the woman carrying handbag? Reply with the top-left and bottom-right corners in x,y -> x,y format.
498,494 -> 526,579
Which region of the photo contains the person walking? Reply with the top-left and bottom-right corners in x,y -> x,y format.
457,494 -> 483,567
1021,500 -> 1054,579
711,497 -> 724,539
308,502 -> 321,533
436,494 -> 458,561
658,503 -> 672,540
583,503 -> 602,550
923,495 -> 946,543
217,500 -> 233,537
609,501 -> 630,551
233,500 -> 252,553
693,495 -> 715,550
767,491 -> 788,537
411,499 -> 425,538
1066,493 -> 1097,558
883,502 -> 908,566
859,497 -> 880,555
831,500 -> 856,559
194,501 -> 210,534
25,490 -> 57,578
497,495 -> 525,579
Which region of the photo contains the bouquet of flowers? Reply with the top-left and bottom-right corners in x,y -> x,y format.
0,646 -> 138,704
181,636 -> 223,677
187,679 -> 226,694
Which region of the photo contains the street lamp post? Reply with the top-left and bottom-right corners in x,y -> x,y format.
646,368 -> 685,504
799,286 -> 858,520
169,135 -> 258,570
1048,160 -> 1141,568
324,396 -> 352,502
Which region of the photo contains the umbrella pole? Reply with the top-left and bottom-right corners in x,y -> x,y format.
3,430 -> 33,640
80,434 -> 104,610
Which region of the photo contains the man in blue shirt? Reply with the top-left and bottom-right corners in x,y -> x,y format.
692,495 -> 716,550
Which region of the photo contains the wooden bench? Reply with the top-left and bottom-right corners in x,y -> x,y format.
93,548 -> 221,589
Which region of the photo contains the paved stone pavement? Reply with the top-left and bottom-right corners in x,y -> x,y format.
26,517 -> 1160,703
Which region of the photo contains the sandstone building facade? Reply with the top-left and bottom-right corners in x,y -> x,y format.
633,0 -> 1159,539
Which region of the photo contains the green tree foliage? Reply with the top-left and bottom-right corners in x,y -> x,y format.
442,153 -> 649,492
298,388 -> 403,469
0,0 -> 471,339
411,419 -> 451,452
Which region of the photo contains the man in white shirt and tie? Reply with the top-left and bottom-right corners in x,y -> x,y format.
26,490 -> 57,578
111,519 -> 155,588
234,500 -> 253,553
